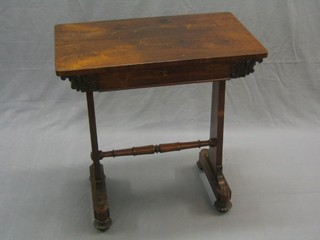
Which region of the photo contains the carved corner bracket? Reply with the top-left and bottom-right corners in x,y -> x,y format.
231,59 -> 263,79
61,75 -> 98,92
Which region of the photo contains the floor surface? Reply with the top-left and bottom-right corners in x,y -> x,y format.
1,112 -> 319,240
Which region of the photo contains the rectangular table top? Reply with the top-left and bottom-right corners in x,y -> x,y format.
55,12 -> 267,78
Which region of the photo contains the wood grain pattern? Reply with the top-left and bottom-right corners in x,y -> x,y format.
55,12 -> 267,78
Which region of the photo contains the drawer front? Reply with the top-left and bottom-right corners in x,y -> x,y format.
95,62 -> 231,91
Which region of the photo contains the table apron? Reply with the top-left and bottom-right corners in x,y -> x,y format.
93,62 -> 231,91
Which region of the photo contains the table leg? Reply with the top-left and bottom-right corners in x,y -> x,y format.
197,81 -> 232,213
86,91 -> 112,231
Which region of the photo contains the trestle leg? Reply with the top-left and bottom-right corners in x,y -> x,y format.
86,91 -> 112,231
197,81 -> 232,213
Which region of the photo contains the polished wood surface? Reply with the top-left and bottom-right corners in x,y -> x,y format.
101,138 -> 216,158
55,12 -> 267,77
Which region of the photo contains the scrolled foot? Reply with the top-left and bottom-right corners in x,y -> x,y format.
93,218 -> 112,232
214,200 -> 232,213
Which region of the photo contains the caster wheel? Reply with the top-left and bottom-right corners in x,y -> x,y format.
93,218 -> 112,232
214,200 -> 232,213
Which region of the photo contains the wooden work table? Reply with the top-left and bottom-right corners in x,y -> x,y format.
55,12 -> 268,231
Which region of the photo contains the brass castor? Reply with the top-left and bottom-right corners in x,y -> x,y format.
214,200 -> 232,213
93,218 -> 112,232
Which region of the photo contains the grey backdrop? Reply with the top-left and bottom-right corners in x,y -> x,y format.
1,1 -> 320,240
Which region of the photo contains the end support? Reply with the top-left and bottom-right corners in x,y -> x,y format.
198,149 -> 232,213
89,163 -> 112,231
